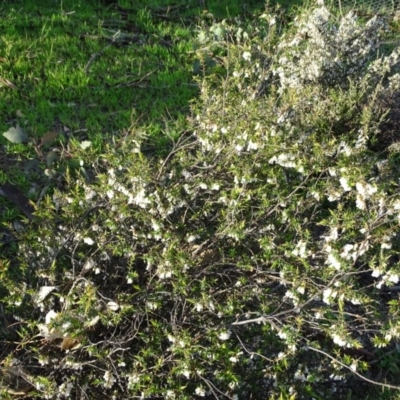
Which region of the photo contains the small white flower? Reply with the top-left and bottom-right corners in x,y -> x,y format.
195,386 -> 206,397
311,191 -> 320,201
324,227 -> 338,242
103,370 -> 116,389
187,235 -> 198,243
393,199 -> 400,210
356,194 -> 366,210
152,221 -> 161,231
328,167 -> 337,176
277,330 -> 288,340
328,191 -> 342,202
292,240 -> 307,258
85,188 -> 96,200
235,144 -> 244,153
338,142 -> 352,156
128,373 -> 140,385
330,374 -> 345,381
83,258 -> 96,271
242,51 -> 251,61
332,333 -> 347,347
83,237 -> 94,245
297,286 -> 305,294
271,153 -> 296,168
45,309 -> 58,324
182,170 -> 192,179
340,244 -> 355,261
107,301 -> 120,311
381,242 -> 392,250
195,303 -> 204,312
326,253 -> 341,270
33,286 -> 57,306
199,183 -> 208,190
323,288 -> 337,305
158,269 -> 172,279
146,301 -> 158,310
339,177 -> 352,192
356,181 -> 377,199
58,382 -> 74,397
247,140 -> 259,151
218,331 -> 231,341
86,316 -> 100,328
372,268 -> 382,278
277,352 -> 286,360
182,369 -> 190,379
294,369 -> 306,382
388,274 -> 399,284
168,334 -> 175,343
285,290 -> 296,299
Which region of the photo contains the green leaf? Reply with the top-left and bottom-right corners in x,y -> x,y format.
46,150 -> 60,166
3,125 -> 28,143
24,159 -> 39,173
205,56 -> 217,68
193,59 -> 202,75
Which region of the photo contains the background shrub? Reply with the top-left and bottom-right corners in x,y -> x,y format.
3,2 -> 400,399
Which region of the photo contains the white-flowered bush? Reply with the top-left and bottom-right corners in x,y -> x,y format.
3,2 -> 400,399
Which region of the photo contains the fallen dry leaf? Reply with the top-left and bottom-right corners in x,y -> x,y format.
40,131 -> 59,147
60,336 -> 81,351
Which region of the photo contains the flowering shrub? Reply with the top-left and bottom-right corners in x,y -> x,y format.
3,2 -> 400,399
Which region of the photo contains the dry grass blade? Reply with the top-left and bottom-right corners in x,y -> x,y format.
0,76 -> 17,89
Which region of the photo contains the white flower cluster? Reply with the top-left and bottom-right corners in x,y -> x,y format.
322,288 -> 340,305
269,153 -> 298,170
355,181 -> 377,210
330,327 -> 359,348
272,4 -> 386,92
383,326 -> 400,342
57,382 -> 74,398
103,370 -> 116,389
293,364 -> 310,382
372,268 -> 399,289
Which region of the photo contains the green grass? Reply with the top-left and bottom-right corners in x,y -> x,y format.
0,0 -> 267,199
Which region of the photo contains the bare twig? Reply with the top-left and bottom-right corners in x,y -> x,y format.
84,45 -> 110,74
308,345 -> 400,390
